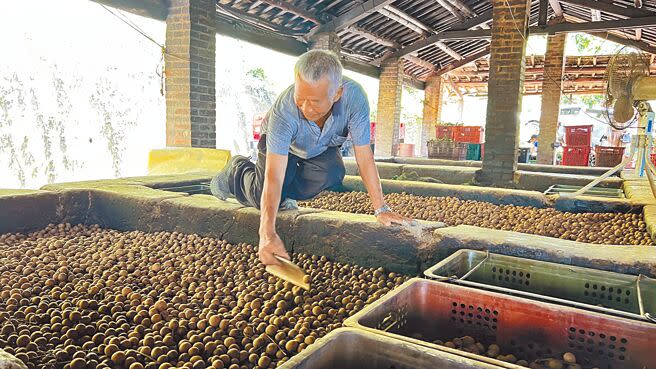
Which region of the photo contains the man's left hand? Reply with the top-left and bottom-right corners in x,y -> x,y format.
376,211 -> 413,226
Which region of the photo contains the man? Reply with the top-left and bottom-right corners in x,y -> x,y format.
211,50 -> 409,265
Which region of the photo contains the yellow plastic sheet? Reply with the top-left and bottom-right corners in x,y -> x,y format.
148,148 -> 231,176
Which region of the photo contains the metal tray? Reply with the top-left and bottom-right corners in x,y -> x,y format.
423,249 -> 656,323
345,278 -> 656,369
278,327 -> 504,369
544,184 -> 624,198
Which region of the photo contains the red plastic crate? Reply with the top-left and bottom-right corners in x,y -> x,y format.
454,126 -> 484,143
562,146 -> 590,166
594,146 -> 625,167
435,125 -> 454,140
565,125 -> 593,146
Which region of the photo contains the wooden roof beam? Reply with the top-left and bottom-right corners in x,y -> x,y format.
378,6 -> 465,60
404,54 -> 437,71
444,0 -> 476,18
306,0 -> 396,38
345,27 -> 400,48
259,0 -> 322,24
549,0 -> 564,17
378,6 -> 430,35
436,46 -> 490,76
387,10 -> 492,59
559,0 -> 655,18
434,0 -> 465,22
586,31 -> 656,54
532,16 -> 656,34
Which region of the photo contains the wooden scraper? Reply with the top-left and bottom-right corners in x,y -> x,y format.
265,254 -> 310,290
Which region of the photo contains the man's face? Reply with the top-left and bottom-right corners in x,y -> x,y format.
294,75 -> 343,122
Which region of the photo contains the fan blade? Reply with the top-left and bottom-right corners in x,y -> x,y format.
613,96 -> 634,124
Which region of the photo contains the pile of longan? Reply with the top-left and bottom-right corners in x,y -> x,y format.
300,192 -> 653,245
0,224 -> 407,369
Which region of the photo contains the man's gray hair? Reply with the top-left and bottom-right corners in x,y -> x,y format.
294,50 -> 343,97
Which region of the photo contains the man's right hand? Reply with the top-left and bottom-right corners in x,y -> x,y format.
258,232 -> 290,265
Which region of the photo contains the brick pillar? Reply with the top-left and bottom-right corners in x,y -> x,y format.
420,74 -> 443,157
537,32 -> 566,165
309,32 -> 341,56
375,58 -> 403,157
475,0 -> 530,186
165,0 -> 216,148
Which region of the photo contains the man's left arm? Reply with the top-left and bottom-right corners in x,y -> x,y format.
353,145 -> 411,226
347,82 -> 411,225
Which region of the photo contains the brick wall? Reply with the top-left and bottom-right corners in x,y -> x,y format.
375,58 -> 403,157
476,0 -> 530,185
310,32 -> 341,55
420,74 -> 443,157
537,33 -> 566,165
165,0 -> 216,148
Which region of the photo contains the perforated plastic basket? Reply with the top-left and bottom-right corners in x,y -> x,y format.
345,278 -> 656,369
277,328 -> 504,369
423,249 -> 655,322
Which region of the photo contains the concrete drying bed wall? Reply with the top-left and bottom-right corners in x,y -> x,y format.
0,173 -> 653,278
374,157 -> 617,176
344,160 -> 623,192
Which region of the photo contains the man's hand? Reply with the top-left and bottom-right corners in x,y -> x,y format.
376,211 -> 413,226
258,232 -> 290,265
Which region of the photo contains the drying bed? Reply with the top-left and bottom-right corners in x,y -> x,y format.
300,192 -> 652,246
0,224 -> 407,369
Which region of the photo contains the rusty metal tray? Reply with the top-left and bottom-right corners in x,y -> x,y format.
278,327 -> 504,369
345,278 -> 656,369
423,249 -> 656,323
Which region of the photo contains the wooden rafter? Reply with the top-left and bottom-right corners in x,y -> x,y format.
445,0 -> 476,18
258,0 -> 321,24
549,0 -> 564,17
405,54 -> 437,71
387,9 -> 493,59
434,0 -> 464,21
383,5 -> 432,33
306,0 -> 396,38
346,26 -> 399,48
377,7 -> 428,35
560,0 -> 655,18
436,46 -> 490,76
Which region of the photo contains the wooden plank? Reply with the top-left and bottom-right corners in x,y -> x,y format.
530,16 -> 656,34
586,31 -> 656,55
549,0 -> 564,17
259,0 -> 322,24
387,9 -> 493,58
560,0 -> 654,18
539,0 -> 549,26
435,46 -> 490,76
346,27 -> 399,48
306,0 -> 396,37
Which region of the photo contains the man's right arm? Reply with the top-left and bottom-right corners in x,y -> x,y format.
258,152 -> 291,265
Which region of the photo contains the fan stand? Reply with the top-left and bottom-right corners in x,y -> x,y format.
561,101 -> 656,199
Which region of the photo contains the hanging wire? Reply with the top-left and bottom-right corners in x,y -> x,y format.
98,4 -> 189,62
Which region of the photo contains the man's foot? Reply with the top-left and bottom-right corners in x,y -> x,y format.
279,198 -> 298,211
210,158 -> 235,200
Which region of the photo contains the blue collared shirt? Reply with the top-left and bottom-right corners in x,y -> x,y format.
261,77 -> 370,160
